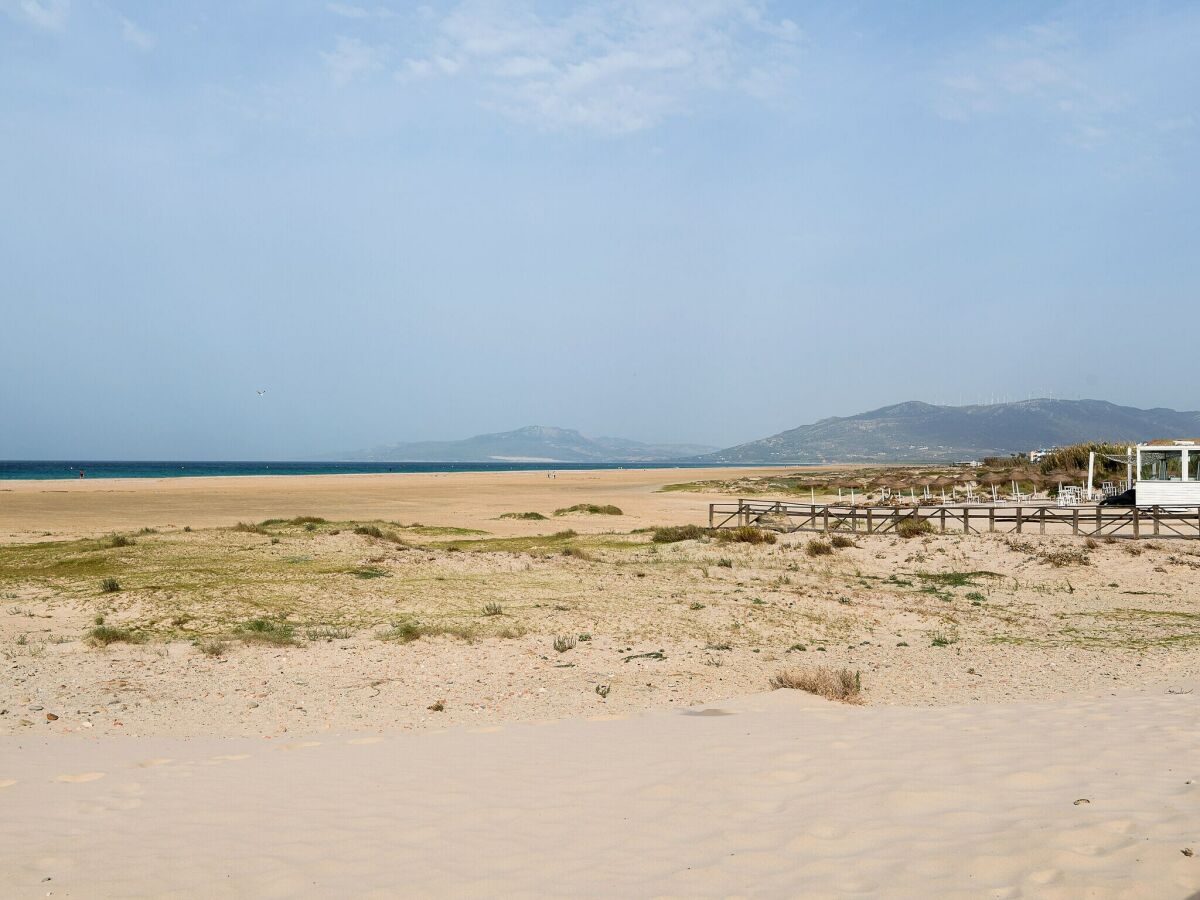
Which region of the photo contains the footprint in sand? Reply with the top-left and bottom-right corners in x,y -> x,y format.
56,772 -> 105,783
137,758 -> 174,768
0,779 -> 16,789
348,736 -> 383,745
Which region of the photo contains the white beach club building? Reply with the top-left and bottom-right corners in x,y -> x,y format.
1135,440 -> 1200,507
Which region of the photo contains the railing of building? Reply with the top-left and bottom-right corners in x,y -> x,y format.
709,499 -> 1200,539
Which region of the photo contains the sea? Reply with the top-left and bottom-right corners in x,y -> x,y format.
0,460 -> 749,481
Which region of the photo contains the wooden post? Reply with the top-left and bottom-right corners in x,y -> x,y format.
988,507 -> 995,533
963,507 -> 970,533
1096,507 -> 1101,537
1153,507 -> 1160,536
866,507 -> 873,534
709,504 -> 714,528
1039,507 -> 1046,536
1072,508 -> 1079,536
822,507 -> 830,533
1132,507 -> 1140,539
1015,507 -> 1023,534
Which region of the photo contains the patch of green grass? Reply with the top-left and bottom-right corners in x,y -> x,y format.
350,567 -> 389,579
897,517 -> 934,539
916,571 -> 1001,588
85,625 -> 142,647
235,619 -> 297,646
107,533 -> 136,548
377,621 -> 476,644
651,524 -> 709,543
554,504 -> 623,516
930,632 -> 956,647
306,625 -> 351,641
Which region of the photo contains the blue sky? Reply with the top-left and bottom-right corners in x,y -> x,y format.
2,1 -> 1197,458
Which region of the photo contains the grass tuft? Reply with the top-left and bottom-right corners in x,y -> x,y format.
716,526 -> 776,545
85,624 -> 141,647
897,517 -> 934,539
769,666 -> 862,703
806,539 -> 833,557
99,576 -> 122,593
651,524 -> 709,543
553,634 -> 577,653
499,511 -> 548,520
235,619 -> 297,646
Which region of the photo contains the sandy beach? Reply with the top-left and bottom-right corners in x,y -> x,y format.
1,467 -> 1198,897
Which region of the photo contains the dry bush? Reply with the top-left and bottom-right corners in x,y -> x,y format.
716,526 -> 777,545
769,666 -> 862,704
897,517 -> 934,539
830,534 -> 857,548
1084,537 -> 1099,549
1040,548 -> 1090,567
806,539 -> 833,557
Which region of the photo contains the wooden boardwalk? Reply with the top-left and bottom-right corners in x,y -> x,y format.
709,499 -> 1200,540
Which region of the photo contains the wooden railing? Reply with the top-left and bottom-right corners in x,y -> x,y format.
708,499 -> 1200,539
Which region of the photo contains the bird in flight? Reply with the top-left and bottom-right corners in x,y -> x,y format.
256,389 -> 267,396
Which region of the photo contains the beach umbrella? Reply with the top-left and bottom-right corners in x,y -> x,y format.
981,470 -> 1006,502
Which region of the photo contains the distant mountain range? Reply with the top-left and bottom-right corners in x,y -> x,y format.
327,425 -> 718,463
327,400 -> 1200,465
702,399 -> 1200,464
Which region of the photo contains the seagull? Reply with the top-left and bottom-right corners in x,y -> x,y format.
256,389 -> 267,396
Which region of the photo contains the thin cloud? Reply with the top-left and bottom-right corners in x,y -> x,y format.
0,0 -> 69,30
326,3 -> 398,20
121,17 -> 155,51
396,0 -> 801,134
321,35 -> 384,86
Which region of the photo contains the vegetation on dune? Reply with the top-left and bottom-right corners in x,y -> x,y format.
85,624 -> 142,647
235,619 -> 298,646
499,511 -> 549,520
897,517 -> 934,539
554,504 -> 623,516
715,526 -> 776,545
651,524 -> 709,543
770,666 -> 862,703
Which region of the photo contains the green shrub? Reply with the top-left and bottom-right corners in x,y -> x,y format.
85,625 -> 141,647
897,517 -> 934,539
651,524 -> 709,543
499,512 -> 548,520
99,577 -> 122,593
716,526 -> 776,545
235,619 -> 297,646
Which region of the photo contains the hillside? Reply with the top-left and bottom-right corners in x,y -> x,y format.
330,425 -> 717,463
705,399 -> 1200,464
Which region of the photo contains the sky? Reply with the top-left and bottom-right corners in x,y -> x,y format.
1,1 -> 1198,459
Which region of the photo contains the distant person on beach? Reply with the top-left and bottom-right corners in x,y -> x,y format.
78,470 -> 85,479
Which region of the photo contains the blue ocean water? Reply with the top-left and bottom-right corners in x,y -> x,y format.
0,460 -> 745,481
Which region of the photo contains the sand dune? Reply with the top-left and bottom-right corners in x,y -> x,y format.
1,686 -> 1197,898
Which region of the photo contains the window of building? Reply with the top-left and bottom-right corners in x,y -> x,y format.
1189,450 -> 1200,481
1140,449 -> 1184,481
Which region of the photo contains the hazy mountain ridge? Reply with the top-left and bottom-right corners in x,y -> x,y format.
329,425 -> 718,463
704,400 -> 1200,463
